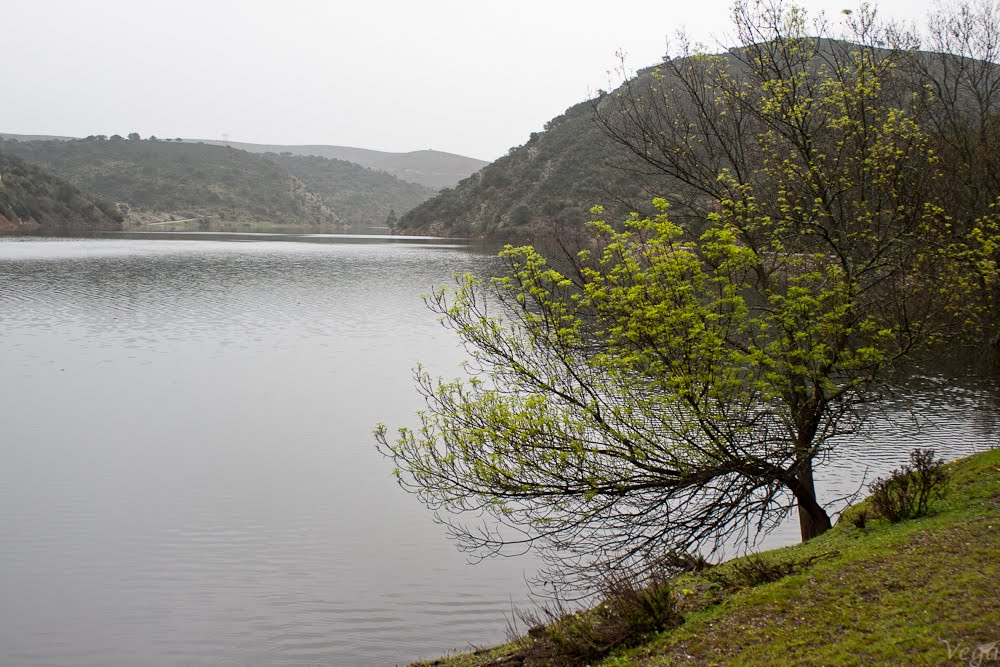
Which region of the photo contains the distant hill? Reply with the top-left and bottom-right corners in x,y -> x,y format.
197,140 -> 488,189
0,134 -> 488,191
394,97 -> 655,238
269,152 -> 435,230
0,136 -> 437,230
0,153 -> 123,233
398,44 -> 1000,240
0,133 -> 76,143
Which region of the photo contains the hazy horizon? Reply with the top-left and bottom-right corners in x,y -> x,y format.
8,0 -> 948,161
0,132 -> 489,160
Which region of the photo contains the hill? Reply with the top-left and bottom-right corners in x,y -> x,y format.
0,134 -> 488,191
268,152 -> 435,230
196,140 -> 488,190
413,447 -> 1000,666
195,140 -> 486,190
393,86 -> 668,239
0,136 -> 437,230
398,42 -> 1000,240
0,153 -> 123,233
0,133 -> 75,143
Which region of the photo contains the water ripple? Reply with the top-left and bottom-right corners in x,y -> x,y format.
0,234 -> 996,666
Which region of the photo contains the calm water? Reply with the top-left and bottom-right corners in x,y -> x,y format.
0,233 -> 997,666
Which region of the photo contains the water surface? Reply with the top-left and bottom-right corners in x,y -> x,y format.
1,234 -> 535,667
0,233 -> 996,665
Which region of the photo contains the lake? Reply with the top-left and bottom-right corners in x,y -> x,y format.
0,232 -> 997,666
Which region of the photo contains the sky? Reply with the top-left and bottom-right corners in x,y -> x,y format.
7,0 -> 947,161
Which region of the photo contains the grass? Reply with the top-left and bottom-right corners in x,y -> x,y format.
408,448 -> 1000,666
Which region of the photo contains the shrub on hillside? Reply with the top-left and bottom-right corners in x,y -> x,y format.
870,449 -> 950,522
509,569 -> 681,666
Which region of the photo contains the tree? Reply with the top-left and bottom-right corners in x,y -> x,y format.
510,204 -> 532,226
376,1 -> 1000,588
906,0 -> 1000,275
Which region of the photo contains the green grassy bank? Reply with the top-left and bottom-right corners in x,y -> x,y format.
413,448 -> 1000,666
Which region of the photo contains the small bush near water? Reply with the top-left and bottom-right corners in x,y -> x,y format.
869,448 -> 950,522
506,569 -> 682,666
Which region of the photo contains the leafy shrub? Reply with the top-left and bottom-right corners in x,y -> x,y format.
510,204 -> 532,226
509,569 -> 681,666
870,448 -> 949,522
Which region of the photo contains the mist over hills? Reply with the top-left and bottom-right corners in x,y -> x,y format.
0,135 -> 441,230
397,42 -> 1000,240
393,96 -> 651,239
7,35 -> 993,241
0,133 -> 76,143
196,140 -> 488,190
0,134 -> 487,191
393,60 -> 691,239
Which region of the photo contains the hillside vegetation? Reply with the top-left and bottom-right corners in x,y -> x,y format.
394,98 -> 653,239
0,136 -> 437,230
413,447 -> 1000,666
200,140 -> 488,190
269,152 -> 435,230
0,153 -> 123,233
399,42 -> 1000,240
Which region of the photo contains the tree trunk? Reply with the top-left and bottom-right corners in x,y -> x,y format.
794,458 -> 832,541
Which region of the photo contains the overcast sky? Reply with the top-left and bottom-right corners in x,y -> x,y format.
8,0 -> 946,160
